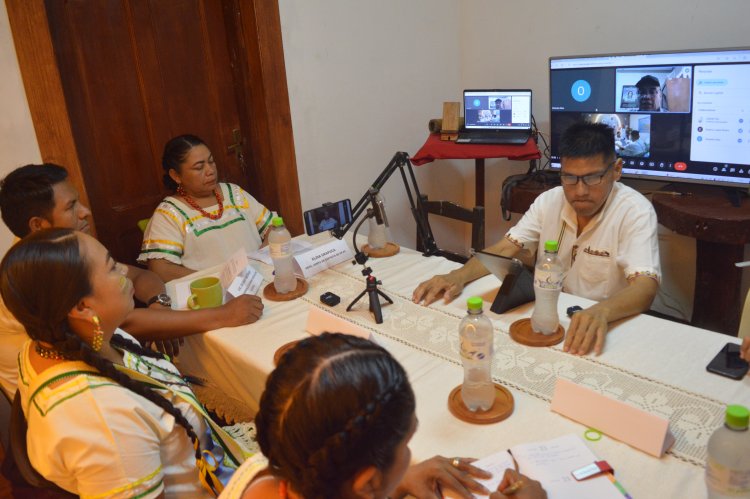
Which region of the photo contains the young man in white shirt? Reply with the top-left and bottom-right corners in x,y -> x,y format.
413,122 -> 660,356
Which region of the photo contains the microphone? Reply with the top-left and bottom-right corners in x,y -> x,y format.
368,190 -> 389,249
371,192 -> 389,227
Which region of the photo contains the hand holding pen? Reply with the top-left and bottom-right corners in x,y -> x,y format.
489,469 -> 547,499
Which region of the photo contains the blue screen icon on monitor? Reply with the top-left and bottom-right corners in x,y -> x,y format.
571,80 -> 591,102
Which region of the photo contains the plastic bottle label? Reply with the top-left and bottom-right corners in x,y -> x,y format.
706,456 -> 750,494
269,241 -> 291,258
534,269 -> 562,290
460,337 -> 490,361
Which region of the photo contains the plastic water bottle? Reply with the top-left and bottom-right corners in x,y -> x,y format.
367,217 -> 387,249
269,216 -> 296,294
459,296 -> 495,412
531,240 -> 563,334
706,404 -> 750,498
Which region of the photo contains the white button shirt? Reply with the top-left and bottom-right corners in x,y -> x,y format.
505,182 -> 660,301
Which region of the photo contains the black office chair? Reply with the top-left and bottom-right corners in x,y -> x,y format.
416,194 -> 485,264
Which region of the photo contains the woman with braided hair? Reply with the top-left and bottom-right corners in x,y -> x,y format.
221,333 -> 546,499
1,228 -> 250,497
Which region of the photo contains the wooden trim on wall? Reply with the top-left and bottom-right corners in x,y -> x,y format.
231,0 -> 302,235
7,0 -> 300,237
5,0 -> 94,232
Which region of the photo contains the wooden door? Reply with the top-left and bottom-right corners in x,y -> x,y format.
25,0 -> 300,264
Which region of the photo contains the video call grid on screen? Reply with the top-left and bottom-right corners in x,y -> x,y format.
548,48 -> 750,187
464,90 -> 532,130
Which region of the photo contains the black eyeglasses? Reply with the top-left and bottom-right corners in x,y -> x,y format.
560,161 -> 615,186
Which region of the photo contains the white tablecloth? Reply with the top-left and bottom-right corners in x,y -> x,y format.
176,235 -> 750,499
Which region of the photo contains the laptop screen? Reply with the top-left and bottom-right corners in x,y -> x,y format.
463,89 -> 532,130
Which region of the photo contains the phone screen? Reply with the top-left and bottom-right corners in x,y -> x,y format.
706,343 -> 749,380
303,199 -> 353,236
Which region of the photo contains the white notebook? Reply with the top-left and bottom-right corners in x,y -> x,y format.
444,434 -> 627,499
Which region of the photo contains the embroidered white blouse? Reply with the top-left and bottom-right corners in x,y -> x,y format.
138,183 -> 275,271
505,182 -> 661,301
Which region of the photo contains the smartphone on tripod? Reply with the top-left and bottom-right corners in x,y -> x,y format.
303,199 -> 353,236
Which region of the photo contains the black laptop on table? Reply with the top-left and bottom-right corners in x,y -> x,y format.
456,89 -> 533,145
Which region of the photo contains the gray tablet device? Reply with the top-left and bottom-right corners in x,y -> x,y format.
475,251 -> 535,314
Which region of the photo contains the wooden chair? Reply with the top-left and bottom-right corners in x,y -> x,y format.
137,218 -> 150,233
416,194 -> 484,264
5,392 -> 75,496
0,389 -> 9,453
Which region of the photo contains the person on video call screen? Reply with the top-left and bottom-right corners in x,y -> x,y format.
636,75 -> 664,112
318,211 -> 338,231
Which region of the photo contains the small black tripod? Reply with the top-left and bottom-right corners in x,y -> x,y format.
346,267 -> 393,324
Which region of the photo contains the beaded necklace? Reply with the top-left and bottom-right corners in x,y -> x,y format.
35,342 -> 74,360
177,185 -> 224,220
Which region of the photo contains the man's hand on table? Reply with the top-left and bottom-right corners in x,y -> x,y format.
391,456 -> 491,499
219,294 -> 264,327
412,273 -> 465,306
563,306 -> 608,356
741,337 -> 750,367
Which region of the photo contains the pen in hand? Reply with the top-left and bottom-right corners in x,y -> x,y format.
491,468 -> 547,498
500,450 -> 523,495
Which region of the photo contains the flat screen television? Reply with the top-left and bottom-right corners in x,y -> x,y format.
549,47 -> 750,188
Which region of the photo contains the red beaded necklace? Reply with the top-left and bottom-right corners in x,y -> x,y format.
177,185 -> 224,220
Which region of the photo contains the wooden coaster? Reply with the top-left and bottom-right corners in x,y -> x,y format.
509,318 -> 565,347
362,242 -> 400,258
447,383 -> 514,424
273,339 -> 302,366
263,277 -> 308,301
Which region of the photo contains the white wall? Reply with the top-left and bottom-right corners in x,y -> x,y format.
277,0 -> 471,255
280,0 -> 750,320
0,1 -> 42,249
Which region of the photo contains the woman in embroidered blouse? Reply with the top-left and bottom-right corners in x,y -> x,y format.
139,134 -> 275,282
220,333 -> 546,499
2,228 -> 249,497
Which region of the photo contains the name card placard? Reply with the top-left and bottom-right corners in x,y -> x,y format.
294,239 -> 353,278
550,378 -> 675,458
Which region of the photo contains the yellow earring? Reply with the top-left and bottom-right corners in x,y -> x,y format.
91,315 -> 103,352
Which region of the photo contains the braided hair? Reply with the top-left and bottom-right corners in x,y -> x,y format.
255,333 -> 416,499
0,228 -> 210,487
161,134 -> 207,191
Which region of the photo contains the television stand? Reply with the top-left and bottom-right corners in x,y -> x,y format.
722,186 -> 747,208
652,183 -> 750,335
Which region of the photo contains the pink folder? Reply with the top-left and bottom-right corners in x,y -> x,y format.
550,378 -> 675,458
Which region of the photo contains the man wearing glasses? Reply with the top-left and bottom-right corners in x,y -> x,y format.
413,122 -> 660,356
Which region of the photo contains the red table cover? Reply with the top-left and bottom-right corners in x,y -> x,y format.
410,133 -> 542,166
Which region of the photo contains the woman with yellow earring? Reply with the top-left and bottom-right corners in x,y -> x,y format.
1,228 -> 254,497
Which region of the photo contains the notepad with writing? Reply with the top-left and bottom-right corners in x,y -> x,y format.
443,434 -> 626,499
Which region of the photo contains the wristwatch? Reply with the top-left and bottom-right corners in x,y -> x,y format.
147,293 -> 172,308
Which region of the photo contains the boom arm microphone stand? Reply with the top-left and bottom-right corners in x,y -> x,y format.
331,152 -> 438,323
332,151 -> 438,255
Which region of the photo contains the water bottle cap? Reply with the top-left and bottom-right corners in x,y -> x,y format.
725,404 -> 750,429
272,216 -> 284,227
544,240 -> 559,252
467,296 -> 483,311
